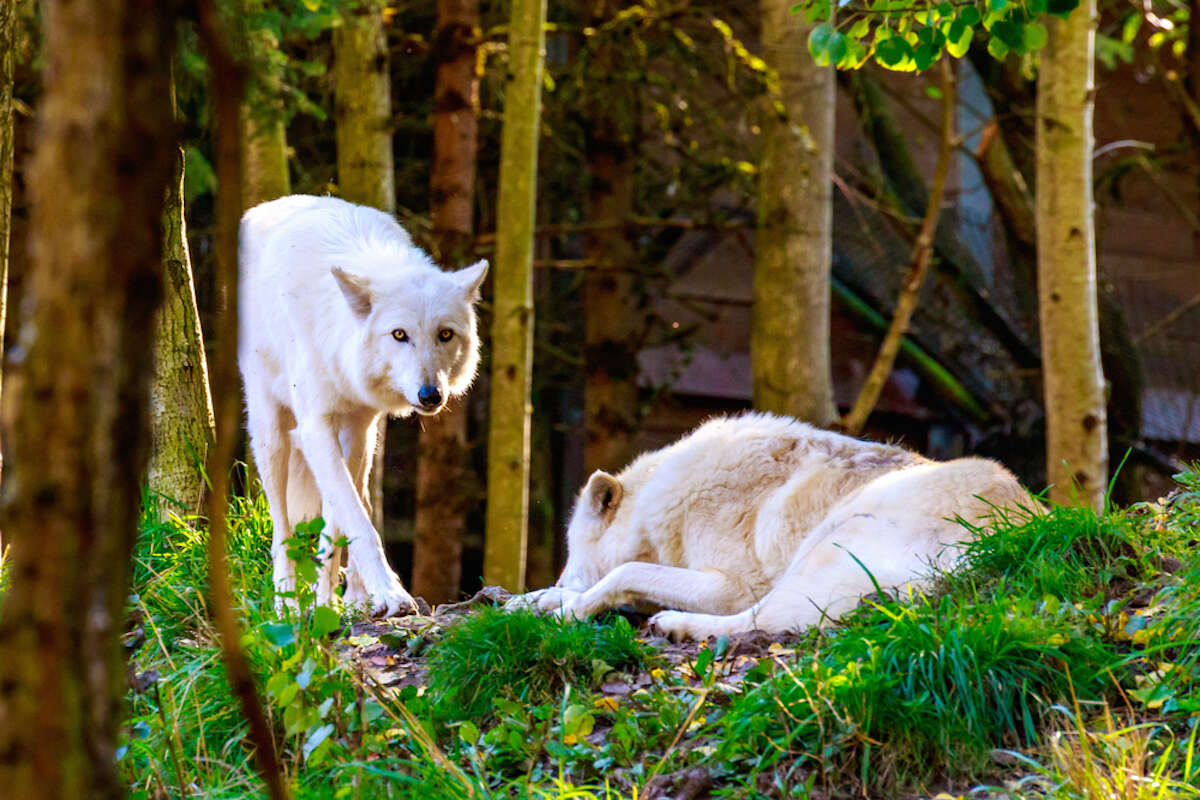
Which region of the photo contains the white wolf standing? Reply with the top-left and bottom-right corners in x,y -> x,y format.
509,413 -> 1030,638
239,195 -> 487,617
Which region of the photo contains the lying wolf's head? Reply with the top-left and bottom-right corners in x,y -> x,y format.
331,258 -> 488,416
556,470 -> 643,592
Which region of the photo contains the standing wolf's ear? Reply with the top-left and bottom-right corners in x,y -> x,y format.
584,470 -> 623,520
454,259 -> 489,303
331,267 -> 373,319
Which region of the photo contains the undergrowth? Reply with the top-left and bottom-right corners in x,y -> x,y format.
110,468 -> 1200,798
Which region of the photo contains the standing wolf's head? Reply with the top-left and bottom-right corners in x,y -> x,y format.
331,258 -> 488,416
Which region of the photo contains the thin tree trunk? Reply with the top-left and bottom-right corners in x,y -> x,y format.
412,0 -> 480,605
335,0 -> 394,532
195,1 -> 291,796
842,60 -> 957,437
0,0 -> 179,795
581,0 -> 640,473
483,0 -> 546,591
149,149 -> 216,516
751,0 -> 837,426
1036,0 -> 1107,510
241,113 -> 290,210
0,0 -> 13,555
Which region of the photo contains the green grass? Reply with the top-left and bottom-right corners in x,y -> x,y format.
109,468 -> 1200,798
426,606 -> 654,723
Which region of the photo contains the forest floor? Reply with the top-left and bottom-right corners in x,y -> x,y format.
117,469 -> 1200,799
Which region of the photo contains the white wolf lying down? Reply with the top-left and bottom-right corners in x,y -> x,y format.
509,413 -> 1029,638
239,195 -> 487,617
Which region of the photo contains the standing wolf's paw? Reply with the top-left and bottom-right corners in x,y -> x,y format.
358,570 -> 419,617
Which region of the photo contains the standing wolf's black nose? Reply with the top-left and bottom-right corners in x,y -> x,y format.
418,385 -> 442,408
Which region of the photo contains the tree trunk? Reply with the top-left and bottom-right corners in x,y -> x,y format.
335,0 -> 394,532
1036,0 -> 1108,510
241,113 -> 290,210
412,0 -> 480,605
195,1 -> 290,794
0,0 -> 179,795
752,0 -> 836,426
148,150 -> 216,516
0,0 -> 13,554
483,0 -> 546,591
581,0 -> 641,473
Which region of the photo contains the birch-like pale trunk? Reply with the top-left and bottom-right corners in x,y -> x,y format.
148,151 -> 216,516
484,0 -> 546,591
334,0 -> 394,531
413,0 -> 481,604
1036,0 -> 1108,510
751,0 -> 836,427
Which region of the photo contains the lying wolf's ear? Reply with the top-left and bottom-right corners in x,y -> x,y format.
454,259 -> 489,303
331,267 -> 373,319
585,470 -> 623,520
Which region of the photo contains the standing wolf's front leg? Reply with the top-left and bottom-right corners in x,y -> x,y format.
554,563 -> 757,620
295,414 -> 417,617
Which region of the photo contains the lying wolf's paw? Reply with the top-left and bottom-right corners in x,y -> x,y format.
504,586 -> 583,615
647,610 -> 700,642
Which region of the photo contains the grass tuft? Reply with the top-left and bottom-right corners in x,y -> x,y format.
425,606 -> 654,723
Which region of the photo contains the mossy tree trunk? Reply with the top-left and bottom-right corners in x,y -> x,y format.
241,114 -> 290,210
1036,0 -> 1108,510
335,0 -> 394,531
149,150 -> 216,516
484,0 -> 546,591
752,0 -> 837,427
0,0 -> 180,794
413,0 -> 480,604
582,0 -> 640,474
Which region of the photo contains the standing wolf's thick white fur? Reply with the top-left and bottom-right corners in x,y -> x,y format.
239,195 -> 487,617
511,413 -> 1030,638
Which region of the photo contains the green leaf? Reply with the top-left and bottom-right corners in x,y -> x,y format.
987,35 -> 1010,59
959,5 -> 982,25
695,647 -> 715,678
947,21 -> 973,56
913,42 -> 937,70
1023,22 -> 1048,50
808,22 -> 837,65
992,20 -> 1025,51
876,35 -> 913,67
296,658 -> 316,690
936,1 -> 954,15
828,31 -> 849,65
562,704 -> 596,738
988,0 -> 1008,12
458,720 -> 481,745
262,622 -> 296,648
311,605 -> 341,638
303,723 -> 335,761
849,17 -> 872,38
925,85 -> 944,99
1046,0 -> 1078,17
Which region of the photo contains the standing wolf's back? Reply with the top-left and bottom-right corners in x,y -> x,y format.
240,195 -> 413,288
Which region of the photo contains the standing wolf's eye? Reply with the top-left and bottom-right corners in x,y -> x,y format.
438,328 -> 454,343
392,329 -> 408,342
